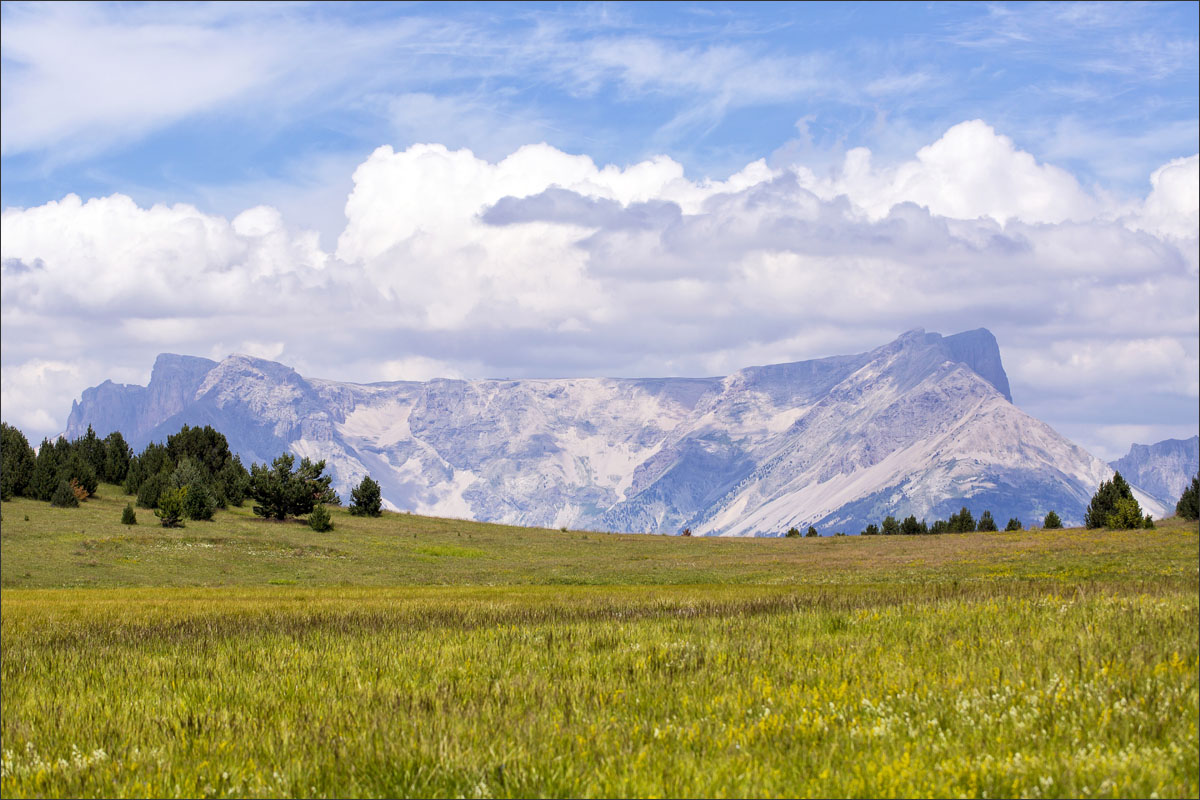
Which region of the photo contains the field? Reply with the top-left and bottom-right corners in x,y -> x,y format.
2,486 -> 1197,797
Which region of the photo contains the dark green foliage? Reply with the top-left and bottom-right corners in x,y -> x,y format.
349,475 -> 383,517
805,526 -> 818,538
308,503 -> 333,532
121,503 -> 137,525
977,510 -> 998,532
1,422 -> 36,501
1005,518 -> 1022,532
1043,510 -> 1063,529
60,451 -> 98,498
182,481 -> 215,521
881,516 -> 899,536
899,515 -> 926,535
155,487 -> 186,528
929,519 -> 950,535
30,438 -> 63,501
861,524 -> 880,536
1106,497 -> 1144,530
947,507 -> 976,533
50,479 -> 79,508
785,527 -> 800,538
1086,472 -> 1137,529
216,456 -> 250,507
1143,514 -> 1155,530
167,425 -> 235,478
77,425 -> 107,480
136,472 -> 168,509
101,431 -> 132,483
1176,474 -> 1199,521
249,454 -> 339,520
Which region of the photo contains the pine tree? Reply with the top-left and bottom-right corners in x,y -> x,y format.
861,524 -> 880,536
1,422 -> 36,501
1106,497 -> 1144,530
805,526 -> 819,537
1085,472 -> 1138,529
50,479 -> 79,508
155,487 -> 186,528
977,511 -> 998,532
308,503 -> 333,532
121,503 -> 137,525
1043,510 -> 1063,529
30,439 -> 63,501
881,515 -> 899,535
785,527 -> 800,537
183,481 -> 215,521
349,475 -> 383,517
1005,518 -> 1022,532
1176,474 -> 1199,521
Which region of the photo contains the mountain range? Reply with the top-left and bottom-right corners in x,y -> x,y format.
63,328 -> 1175,534
1109,436 -> 1199,511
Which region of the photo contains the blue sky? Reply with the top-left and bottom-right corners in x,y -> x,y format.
1,1 -> 1198,459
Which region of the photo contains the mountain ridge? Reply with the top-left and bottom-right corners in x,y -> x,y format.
63,328 -> 1166,534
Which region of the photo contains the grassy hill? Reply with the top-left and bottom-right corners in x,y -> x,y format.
2,485 -> 1197,797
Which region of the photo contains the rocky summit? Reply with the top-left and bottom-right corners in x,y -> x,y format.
64,328 -> 1167,534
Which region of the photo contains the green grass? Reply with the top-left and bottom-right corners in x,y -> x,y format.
2,485 -> 1198,797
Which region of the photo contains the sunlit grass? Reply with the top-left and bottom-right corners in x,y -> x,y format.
2,486 -> 1197,797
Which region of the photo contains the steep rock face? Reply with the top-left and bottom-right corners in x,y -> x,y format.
1110,436 -> 1200,509
64,328 -> 1161,533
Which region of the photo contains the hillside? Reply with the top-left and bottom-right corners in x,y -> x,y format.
2,484 -> 1194,589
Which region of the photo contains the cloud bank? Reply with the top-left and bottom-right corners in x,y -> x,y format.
2,121 -> 1197,460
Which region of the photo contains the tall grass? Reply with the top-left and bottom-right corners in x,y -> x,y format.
1,487 -> 1197,797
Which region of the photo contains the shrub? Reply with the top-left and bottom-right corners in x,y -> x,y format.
349,476 -> 383,517
155,487 -> 186,528
785,527 -> 800,538
69,478 -> 88,503
1043,510 -> 1063,529
977,511 -> 998,532
1176,474 -> 1199,521
1142,514 -> 1155,530
1005,518 -> 1022,532
50,479 -> 79,508
805,526 -> 818,538
121,503 -> 137,525
680,528 -> 692,537
308,503 -> 333,532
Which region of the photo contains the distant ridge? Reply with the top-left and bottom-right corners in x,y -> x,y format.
65,328 -> 1165,534
1110,436 -> 1200,509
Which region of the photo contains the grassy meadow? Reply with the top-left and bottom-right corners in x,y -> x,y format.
2,485 -> 1198,797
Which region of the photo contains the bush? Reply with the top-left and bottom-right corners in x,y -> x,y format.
1005,517 -> 1022,532
785,527 -> 800,538
349,476 -> 383,517
69,478 -> 88,503
121,503 -> 137,525
1143,514 -> 1155,530
1043,510 -> 1063,529
1176,474 -> 1199,521
680,528 -> 692,537
308,503 -> 333,532
155,487 -> 186,528
805,526 -> 818,538
50,479 -> 79,508
1086,472 -> 1138,529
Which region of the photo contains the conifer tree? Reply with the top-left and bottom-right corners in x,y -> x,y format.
1043,510 -> 1063,529
50,479 -> 79,508
308,503 -> 333,532
121,503 -> 137,525
349,475 -> 384,517
977,510 -> 998,532
1005,518 -> 1022,532
1,422 -> 35,501
1176,474 -> 1199,521
1085,472 -> 1138,529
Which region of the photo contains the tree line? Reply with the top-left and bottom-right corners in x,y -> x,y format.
1,422 -> 385,531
